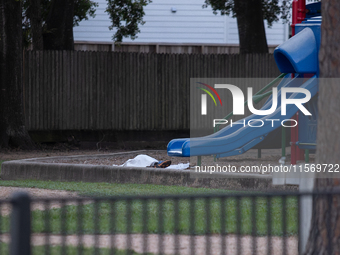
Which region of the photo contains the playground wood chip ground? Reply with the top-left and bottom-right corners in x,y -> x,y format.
1,148 -> 315,173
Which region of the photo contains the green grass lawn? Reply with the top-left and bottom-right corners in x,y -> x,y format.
0,180 -> 298,237
0,179 -> 237,196
0,182 -> 298,236
28,196 -> 297,236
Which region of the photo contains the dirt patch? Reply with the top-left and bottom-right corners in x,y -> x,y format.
46,151 -> 190,166
0,187 -> 83,216
0,149 -> 123,161
0,233 -> 298,255
1,147 -> 315,168
0,187 -> 78,200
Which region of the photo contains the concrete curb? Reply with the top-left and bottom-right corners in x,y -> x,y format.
1,151 -> 297,191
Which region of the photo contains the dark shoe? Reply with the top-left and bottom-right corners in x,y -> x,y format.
149,160 -> 171,168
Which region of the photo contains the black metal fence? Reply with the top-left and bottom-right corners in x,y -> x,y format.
0,190 -> 338,255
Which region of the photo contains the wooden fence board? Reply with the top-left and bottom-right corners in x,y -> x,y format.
24,51 -> 280,131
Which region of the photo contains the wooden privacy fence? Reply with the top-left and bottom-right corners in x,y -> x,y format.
23,51 -> 280,131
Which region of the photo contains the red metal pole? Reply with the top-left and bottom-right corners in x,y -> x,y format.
291,0 -> 298,35
291,0 -> 306,40
298,0 -> 306,23
290,0 -> 306,165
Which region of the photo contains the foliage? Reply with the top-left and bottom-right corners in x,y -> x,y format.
22,0 -> 98,46
23,0 -> 98,27
74,0 -> 99,26
203,0 -> 291,27
106,0 -> 152,42
204,0 -> 321,27
22,0 -> 151,46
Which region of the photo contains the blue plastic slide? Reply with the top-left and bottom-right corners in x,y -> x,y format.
167,26 -> 320,158
167,75 -> 318,157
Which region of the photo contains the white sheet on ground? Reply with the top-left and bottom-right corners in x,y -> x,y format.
166,163 -> 190,170
113,154 -> 190,170
120,154 -> 158,167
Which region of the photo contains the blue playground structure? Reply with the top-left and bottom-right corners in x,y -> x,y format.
167,1 -> 321,164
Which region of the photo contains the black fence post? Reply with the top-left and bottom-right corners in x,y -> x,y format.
10,192 -> 31,255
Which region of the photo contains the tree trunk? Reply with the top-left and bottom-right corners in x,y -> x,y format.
0,0 -> 35,149
28,0 -> 43,50
234,0 -> 268,54
43,0 -> 75,50
304,0 -> 340,254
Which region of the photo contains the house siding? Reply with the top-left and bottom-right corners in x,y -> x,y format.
73,0 -> 288,45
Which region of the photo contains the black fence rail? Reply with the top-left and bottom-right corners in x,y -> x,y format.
1,190 -> 339,255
